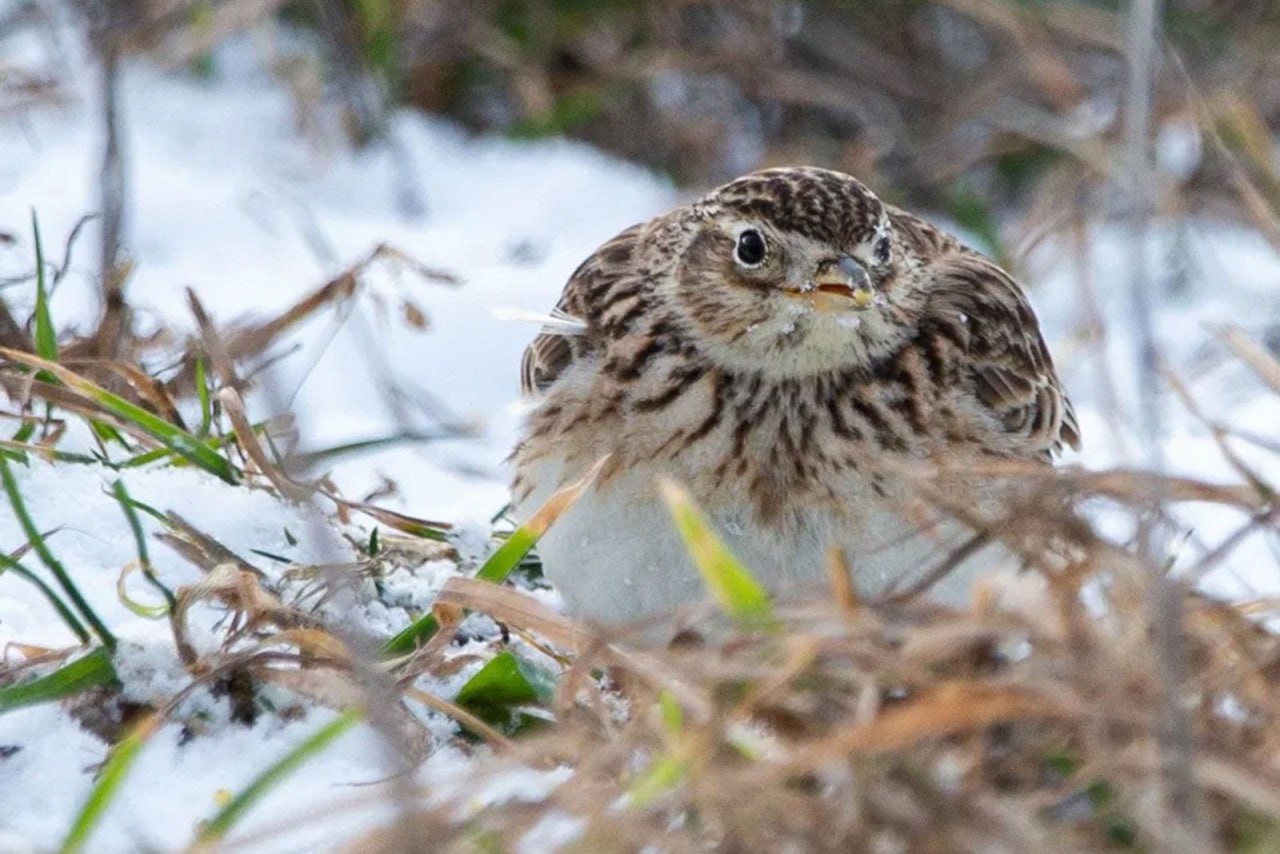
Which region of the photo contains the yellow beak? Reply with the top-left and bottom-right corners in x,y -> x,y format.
787,255 -> 875,310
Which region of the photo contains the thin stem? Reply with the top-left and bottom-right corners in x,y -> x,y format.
0,457 -> 117,650
1124,0 -> 1203,840
96,15 -> 130,359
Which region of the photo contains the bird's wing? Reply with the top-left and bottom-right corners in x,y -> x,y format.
923,255 -> 1080,458
520,223 -> 644,397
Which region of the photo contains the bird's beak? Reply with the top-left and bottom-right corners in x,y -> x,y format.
805,255 -> 874,310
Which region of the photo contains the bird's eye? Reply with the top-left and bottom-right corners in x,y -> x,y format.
734,229 -> 767,267
873,235 -> 891,266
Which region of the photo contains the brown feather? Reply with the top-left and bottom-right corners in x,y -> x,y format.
519,223 -> 648,397
923,255 -> 1079,455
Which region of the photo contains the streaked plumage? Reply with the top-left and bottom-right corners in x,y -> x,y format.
513,167 -> 1078,624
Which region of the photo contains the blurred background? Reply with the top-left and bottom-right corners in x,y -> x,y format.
7,0 -> 1278,235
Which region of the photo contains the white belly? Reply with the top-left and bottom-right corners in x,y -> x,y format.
515,459 -> 1004,626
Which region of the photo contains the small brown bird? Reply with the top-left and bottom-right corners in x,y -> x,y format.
513,167 -> 1078,624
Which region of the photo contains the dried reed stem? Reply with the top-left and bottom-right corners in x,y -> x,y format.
1125,0 -> 1205,841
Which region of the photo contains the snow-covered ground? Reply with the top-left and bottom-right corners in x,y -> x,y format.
0,23 -> 669,853
1,13 -> 1279,854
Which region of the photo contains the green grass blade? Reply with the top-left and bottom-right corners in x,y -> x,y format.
0,348 -> 237,484
0,648 -> 118,714
382,613 -> 440,656
121,430 -> 227,469
90,419 -> 132,451
629,754 -> 688,807
120,418 -> 266,471
0,456 -> 117,649
627,690 -> 691,806
109,480 -> 177,611
195,709 -> 363,844
382,457 -> 607,657
194,355 -> 212,437
475,529 -> 543,585
454,651 -> 555,734
117,447 -> 172,469
455,651 -> 543,709
247,548 -> 291,564
11,418 -> 37,444
0,439 -> 99,465
105,488 -> 167,525
659,690 -> 683,735
380,525 -> 537,655
31,210 -> 58,363
658,477 -> 776,630
60,713 -> 159,854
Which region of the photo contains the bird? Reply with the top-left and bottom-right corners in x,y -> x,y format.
511,166 -> 1079,625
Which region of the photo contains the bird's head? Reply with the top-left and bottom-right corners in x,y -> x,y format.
669,167 -> 920,376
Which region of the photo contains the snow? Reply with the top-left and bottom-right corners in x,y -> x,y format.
0,458 -> 472,852
519,812 -> 587,854
1025,224 -> 1280,600
0,10 -> 1278,854
0,460 -> 344,649
1,701 -> 446,854
0,22 -> 674,525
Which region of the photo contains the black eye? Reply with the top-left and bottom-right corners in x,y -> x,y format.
735,229 -> 767,267
873,235 -> 891,265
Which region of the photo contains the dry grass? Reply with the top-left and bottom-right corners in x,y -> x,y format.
8,232 -> 1279,852
321,457 -> 1280,852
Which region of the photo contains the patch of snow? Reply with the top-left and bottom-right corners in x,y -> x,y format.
519,812 -> 586,854
1156,119 -> 1203,181
0,457 -> 466,851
